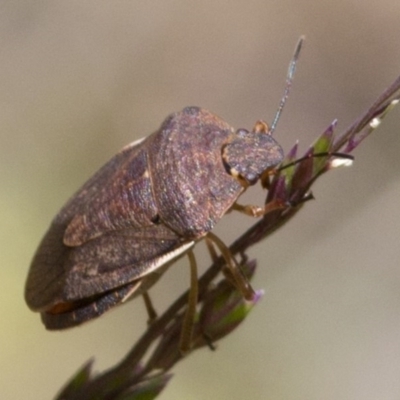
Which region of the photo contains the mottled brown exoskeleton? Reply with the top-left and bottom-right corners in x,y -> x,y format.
25,38 -> 303,352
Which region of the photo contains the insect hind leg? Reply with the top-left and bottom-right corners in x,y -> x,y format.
142,291 -> 158,325
179,249 -> 199,355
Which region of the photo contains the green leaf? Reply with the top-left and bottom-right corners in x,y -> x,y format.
200,282 -> 263,341
114,374 -> 172,400
54,360 -> 93,399
311,120 -> 336,174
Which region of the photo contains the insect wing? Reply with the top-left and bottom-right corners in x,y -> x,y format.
40,237 -> 194,330
25,136 -> 194,327
41,279 -> 143,330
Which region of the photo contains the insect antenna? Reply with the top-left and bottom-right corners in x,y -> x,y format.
269,36 -> 304,135
277,151 -> 354,172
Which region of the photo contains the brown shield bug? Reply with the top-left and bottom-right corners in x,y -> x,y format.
25,38 -> 304,351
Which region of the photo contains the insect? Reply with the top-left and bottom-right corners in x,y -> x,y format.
25,38 -> 303,351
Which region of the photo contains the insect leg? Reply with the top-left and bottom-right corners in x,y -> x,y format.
179,249 -> 199,354
205,235 -> 219,263
206,232 -> 255,301
142,291 -> 158,324
232,199 -> 286,217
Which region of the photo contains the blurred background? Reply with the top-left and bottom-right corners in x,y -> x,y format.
2,1 -> 400,399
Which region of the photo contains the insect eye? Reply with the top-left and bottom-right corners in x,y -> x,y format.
242,172 -> 257,185
236,128 -> 249,138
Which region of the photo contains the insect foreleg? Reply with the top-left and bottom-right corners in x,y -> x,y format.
232,199 -> 286,218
